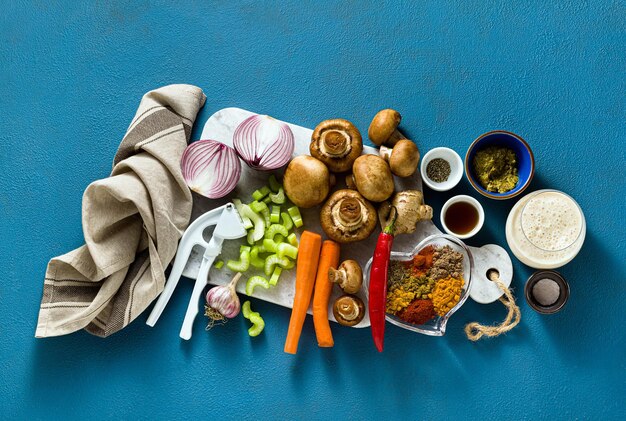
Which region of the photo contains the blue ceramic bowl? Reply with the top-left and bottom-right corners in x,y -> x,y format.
465,131 -> 535,200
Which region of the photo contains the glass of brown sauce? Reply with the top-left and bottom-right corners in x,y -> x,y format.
440,195 -> 485,239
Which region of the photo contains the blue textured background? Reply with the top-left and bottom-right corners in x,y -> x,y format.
1,1 -> 625,419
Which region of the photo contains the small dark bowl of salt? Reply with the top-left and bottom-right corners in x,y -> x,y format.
525,270 -> 570,314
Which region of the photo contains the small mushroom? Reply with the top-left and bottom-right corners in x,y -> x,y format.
328,260 -> 363,294
352,155 -> 394,202
368,109 -> 407,146
378,190 -> 433,235
379,139 -> 420,177
320,189 -> 377,243
333,294 -> 365,327
345,174 -> 357,190
310,119 -> 363,173
283,155 -> 331,208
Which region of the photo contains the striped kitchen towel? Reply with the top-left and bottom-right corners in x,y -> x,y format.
35,84 -> 206,337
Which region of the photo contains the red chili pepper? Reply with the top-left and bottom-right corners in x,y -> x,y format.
368,207 -> 397,352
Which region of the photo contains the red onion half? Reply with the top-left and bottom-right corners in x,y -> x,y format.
233,115 -> 295,171
181,140 -> 241,199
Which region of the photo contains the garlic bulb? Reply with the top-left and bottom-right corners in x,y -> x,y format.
205,273 -> 242,324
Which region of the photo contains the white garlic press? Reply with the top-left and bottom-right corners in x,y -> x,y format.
146,203 -> 246,340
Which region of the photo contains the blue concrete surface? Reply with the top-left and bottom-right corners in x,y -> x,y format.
1,1 -> 625,419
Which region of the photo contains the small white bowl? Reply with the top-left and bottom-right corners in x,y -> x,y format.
420,147 -> 463,191
440,195 -> 485,239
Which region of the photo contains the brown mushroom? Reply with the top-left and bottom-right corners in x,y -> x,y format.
283,155 -> 331,208
378,190 -> 433,235
320,189 -> 377,243
368,109 -> 407,146
310,119 -> 363,173
328,260 -> 363,294
333,295 -> 365,327
379,139 -> 420,177
352,155 -> 394,202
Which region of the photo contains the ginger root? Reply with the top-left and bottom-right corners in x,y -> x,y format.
378,190 -> 433,235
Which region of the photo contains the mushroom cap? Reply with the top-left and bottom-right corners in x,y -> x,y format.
352,154 -> 394,202
320,189 -> 377,243
310,119 -> 363,173
333,295 -> 365,327
368,109 -> 401,146
283,155 -> 330,208
389,139 -> 420,177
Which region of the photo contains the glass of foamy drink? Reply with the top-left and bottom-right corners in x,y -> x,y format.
506,190 -> 585,269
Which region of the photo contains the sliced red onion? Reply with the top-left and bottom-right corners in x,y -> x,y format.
233,114 -> 295,171
180,140 -> 241,199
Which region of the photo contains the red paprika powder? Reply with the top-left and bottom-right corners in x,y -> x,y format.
398,299 -> 435,325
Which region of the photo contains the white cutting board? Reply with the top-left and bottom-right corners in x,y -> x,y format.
182,108 -> 513,328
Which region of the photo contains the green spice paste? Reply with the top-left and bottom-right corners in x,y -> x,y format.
472,146 -> 519,193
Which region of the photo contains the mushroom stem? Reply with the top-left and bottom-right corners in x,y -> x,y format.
336,197 -> 363,227
320,130 -> 350,157
345,174 -> 357,190
386,129 -> 407,146
379,145 -> 392,161
328,267 -> 347,285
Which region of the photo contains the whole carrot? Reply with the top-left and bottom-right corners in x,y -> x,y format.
284,230 -> 322,354
312,240 -> 341,347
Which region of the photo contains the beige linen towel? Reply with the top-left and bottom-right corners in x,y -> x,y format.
36,84 -> 206,338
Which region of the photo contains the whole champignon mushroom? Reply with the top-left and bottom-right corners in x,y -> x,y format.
379,139 -> 420,177
378,190 -> 433,235
368,109 -> 407,146
310,119 -> 363,173
328,260 -> 363,294
352,154 -> 394,202
283,155 -> 331,208
333,295 -> 365,327
320,189 -> 377,243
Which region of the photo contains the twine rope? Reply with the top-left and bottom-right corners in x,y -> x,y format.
465,270 -> 521,341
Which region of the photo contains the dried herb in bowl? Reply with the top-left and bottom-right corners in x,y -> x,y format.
472,146 -> 519,193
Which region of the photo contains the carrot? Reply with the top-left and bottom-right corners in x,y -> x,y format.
284,230 -> 322,354
312,240 -> 341,347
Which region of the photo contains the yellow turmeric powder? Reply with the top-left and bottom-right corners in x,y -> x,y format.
430,276 -> 464,316
386,286 -> 415,314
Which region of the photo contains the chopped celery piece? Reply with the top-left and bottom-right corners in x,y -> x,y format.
250,200 -> 268,213
262,196 -> 272,204
242,300 -> 253,318
270,205 -> 280,223
250,246 -> 265,269
263,238 -> 279,253
268,174 -> 281,193
240,245 -> 251,254
233,199 -> 253,229
242,301 -> 265,337
251,201 -> 271,226
287,233 -> 298,247
281,212 -> 293,231
269,187 -> 285,204
213,260 -> 224,269
265,223 -> 289,240
274,234 -> 284,244
245,276 -> 270,296
227,248 -> 250,272
287,206 -> 303,228
240,204 -> 265,242
248,313 -> 265,337
269,267 -> 282,286
264,254 -> 291,276
277,243 -> 298,260
281,259 -> 295,270
246,230 -> 255,246
252,186 -> 271,201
